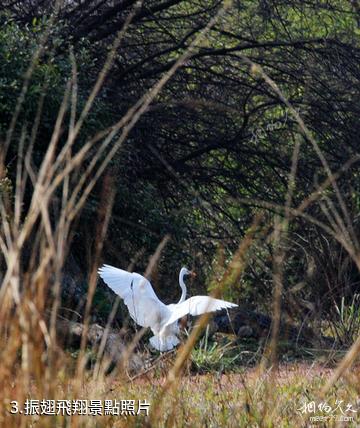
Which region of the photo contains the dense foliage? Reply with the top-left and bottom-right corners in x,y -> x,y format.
1,0 -> 360,333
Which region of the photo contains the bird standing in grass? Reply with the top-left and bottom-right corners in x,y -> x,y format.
98,265 -> 237,351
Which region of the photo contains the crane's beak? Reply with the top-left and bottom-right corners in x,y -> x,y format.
190,270 -> 197,278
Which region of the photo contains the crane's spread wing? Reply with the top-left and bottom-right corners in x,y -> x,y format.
98,264 -> 166,328
164,296 -> 237,327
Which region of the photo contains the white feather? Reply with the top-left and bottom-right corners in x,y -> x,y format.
163,296 -> 237,327
98,264 -> 237,351
98,265 -> 168,328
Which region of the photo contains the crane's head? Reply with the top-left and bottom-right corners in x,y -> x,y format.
181,267 -> 196,278
178,267 -> 196,303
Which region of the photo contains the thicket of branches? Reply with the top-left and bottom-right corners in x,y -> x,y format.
1,0 -> 360,334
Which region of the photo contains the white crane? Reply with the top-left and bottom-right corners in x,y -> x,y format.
98,264 -> 237,351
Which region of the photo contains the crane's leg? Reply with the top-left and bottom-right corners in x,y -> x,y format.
159,331 -> 165,353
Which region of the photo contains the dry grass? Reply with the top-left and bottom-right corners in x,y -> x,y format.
1,358 -> 359,427
1,3 -> 360,427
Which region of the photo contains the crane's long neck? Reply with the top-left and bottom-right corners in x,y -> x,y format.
178,270 -> 187,303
